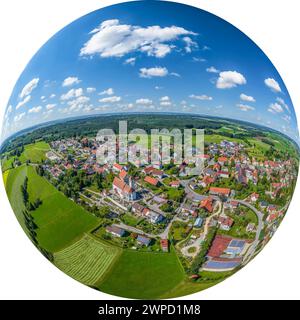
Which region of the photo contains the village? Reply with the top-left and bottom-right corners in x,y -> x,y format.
40,134 -> 297,274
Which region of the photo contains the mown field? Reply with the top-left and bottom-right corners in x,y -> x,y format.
54,234 -> 121,286
5,165 -> 99,252
98,247 -> 185,299
19,141 -> 50,163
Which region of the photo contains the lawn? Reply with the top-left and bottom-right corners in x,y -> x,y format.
54,234 -> 121,286
5,165 -> 100,252
19,141 -> 50,163
121,213 -> 141,227
98,247 -> 185,299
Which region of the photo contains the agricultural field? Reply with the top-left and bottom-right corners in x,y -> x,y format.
98,248 -> 185,299
19,141 -> 50,163
6,165 -> 99,252
54,234 -> 121,286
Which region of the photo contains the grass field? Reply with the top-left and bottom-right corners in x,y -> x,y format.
98,247 -> 185,299
2,170 -> 10,187
54,234 -> 121,286
5,165 -> 100,252
19,141 -> 50,163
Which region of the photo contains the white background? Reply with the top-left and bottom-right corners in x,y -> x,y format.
0,0 -> 299,300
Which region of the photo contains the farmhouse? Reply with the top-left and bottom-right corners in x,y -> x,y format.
218,216 -> 234,231
169,180 -> 180,188
203,257 -> 241,272
200,197 -> 213,213
207,235 -> 232,258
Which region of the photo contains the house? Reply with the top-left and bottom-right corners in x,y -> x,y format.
106,225 -> 126,237
132,203 -> 145,215
143,166 -> 154,175
218,156 -> 228,165
160,239 -> 169,252
136,235 -> 152,246
152,169 -> 164,179
200,175 -> 215,187
250,193 -> 259,203
218,216 -> 234,231
209,187 -> 231,197
203,257 -> 241,272
217,171 -> 229,179
225,239 -> 246,256
207,235 -> 232,258
200,197 -> 213,213
144,176 -> 159,186
113,177 -> 136,201
147,211 -> 164,224
112,163 -> 123,173
194,217 -> 203,228
169,180 -> 180,188
246,223 -> 256,232
119,169 -> 128,181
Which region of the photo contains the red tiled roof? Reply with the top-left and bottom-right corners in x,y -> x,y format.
218,156 -> 228,162
113,163 -> 123,171
207,235 -> 232,258
169,180 -> 180,186
144,176 -> 159,186
113,177 -> 133,194
200,197 -> 213,213
209,187 -> 231,196
218,216 -> 234,227
119,169 -> 128,180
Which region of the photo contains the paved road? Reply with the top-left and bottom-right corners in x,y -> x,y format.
233,199 -> 264,264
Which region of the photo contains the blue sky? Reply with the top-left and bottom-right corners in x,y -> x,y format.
2,0 -> 298,143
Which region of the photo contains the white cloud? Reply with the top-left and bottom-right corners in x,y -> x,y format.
136,98 -> 153,105
170,72 -> 181,77
68,96 -> 91,112
99,96 -> 121,103
193,57 -> 206,62
80,19 -> 197,59
240,93 -> 256,102
20,78 -> 39,98
14,112 -> 26,122
86,87 -> 96,93
4,105 -> 13,120
276,97 -> 290,113
183,36 -> 198,53
160,96 -> 171,106
139,67 -> 168,78
46,104 -> 56,110
236,103 -> 255,112
264,78 -> 282,93
155,86 -> 163,90
99,88 -> 114,95
16,95 -> 31,110
268,102 -> 284,114
216,71 -> 246,89
61,88 -> 83,100
41,96 -> 46,101
124,57 -> 136,65
189,94 -> 213,101
282,115 -> 291,123
160,96 -> 170,102
50,94 -> 56,99
28,106 -> 42,114
62,76 -> 81,87
206,66 -> 219,73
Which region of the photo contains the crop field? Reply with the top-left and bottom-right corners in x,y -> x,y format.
19,141 -> 50,163
5,165 -> 99,252
54,234 -> 121,286
98,248 -> 185,299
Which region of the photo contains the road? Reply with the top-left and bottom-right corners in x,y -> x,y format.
233,199 -> 264,264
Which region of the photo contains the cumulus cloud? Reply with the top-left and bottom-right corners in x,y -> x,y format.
99,88 -> 114,95
49,94 -> 56,99
80,19 -> 197,59
268,102 -> 284,114
99,96 -> 121,103
189,94 -> 213,101
282,115 -> 291,123
86,87 -> 96,93
19,78 -> 39,98
28,106 -> 42,114
16,95 -> 31,110
136,98 -> 153,105
4,105 -> 13,120
240,93 -> 256,102
276,97 -> 290,113
216,71 -> 246,89
46,104 -> 56,110
236,104 -> 255,112
14,112 -> 26,122
124,57 -> 136,65
61,88 -> 83,100
139,67 -> 168,78
160,96 -> 171,106
264,78 -> 282,93
68,96 -> 90,112
206,66 -> 219,73
62,76 -> 81,87
183,36 -> 198,53
170,72 -> 181,77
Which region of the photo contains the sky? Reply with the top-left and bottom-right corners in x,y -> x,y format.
1,0 -> 299,143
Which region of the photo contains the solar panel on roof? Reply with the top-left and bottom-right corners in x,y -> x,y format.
229,239 -> 245,248
204,260 -> 240,270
